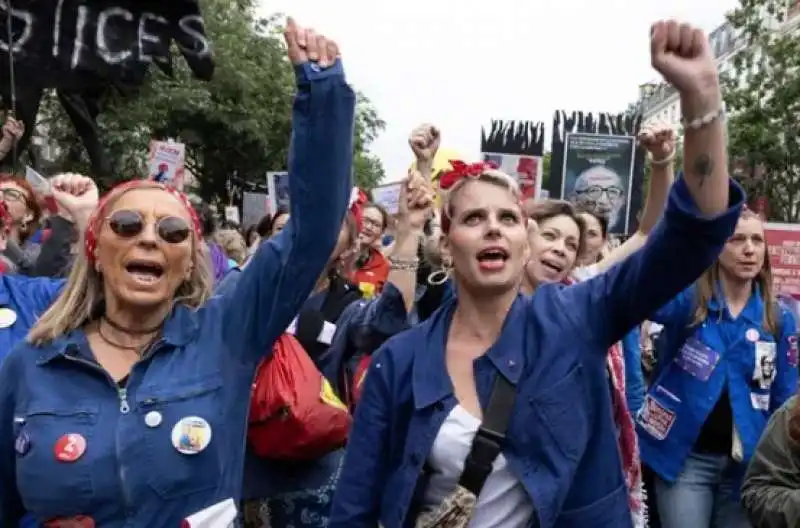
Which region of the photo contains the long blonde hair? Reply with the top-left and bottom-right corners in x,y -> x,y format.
27,184 -> 214,345
689,209 -> 778,335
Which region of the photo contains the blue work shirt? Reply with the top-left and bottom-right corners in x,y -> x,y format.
0,59 -> 355,528
0,275 -> 63,363
329,178 -> 745,528
638,284 -> 798,483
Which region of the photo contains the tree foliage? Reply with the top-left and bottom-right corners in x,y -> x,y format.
724,0 -> 800,221
34,0 -> 385,202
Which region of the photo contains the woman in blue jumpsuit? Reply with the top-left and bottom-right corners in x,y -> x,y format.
639,208 -> 797,528
330,20 -> 743,527
0,21 -> 354,528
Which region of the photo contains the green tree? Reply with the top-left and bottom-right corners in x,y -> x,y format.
723,0 -> 800,222
34,1 -> 385,200
541,151 -> 551,190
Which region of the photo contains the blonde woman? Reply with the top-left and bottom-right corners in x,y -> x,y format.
0,19 -> 354,527
639,208 -> 797,528
216,228 -> 248,266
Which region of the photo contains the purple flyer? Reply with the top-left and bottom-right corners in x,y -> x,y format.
674,337 -> 720,381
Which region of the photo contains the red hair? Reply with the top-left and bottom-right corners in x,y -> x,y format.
0,173 -> 42,239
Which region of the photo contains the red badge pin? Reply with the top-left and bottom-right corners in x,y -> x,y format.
54,433 -> 87,463
43,515 -> 95,527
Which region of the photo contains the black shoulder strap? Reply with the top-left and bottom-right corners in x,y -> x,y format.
457,374 -> 517,496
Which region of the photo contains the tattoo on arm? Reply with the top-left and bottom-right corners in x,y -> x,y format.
692,154 -> 714,188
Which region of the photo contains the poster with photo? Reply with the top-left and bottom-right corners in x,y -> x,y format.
148,141 -> 186,189
266,171 -> 290,214
481,153 -> 542,201
561,132 -> 635,235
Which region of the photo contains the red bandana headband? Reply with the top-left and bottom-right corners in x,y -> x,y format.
438,160 -> 498,191
0,201 -> 12,234
438,159 -> 501,233
84,180 -> 203,264
348,187 -> 368,231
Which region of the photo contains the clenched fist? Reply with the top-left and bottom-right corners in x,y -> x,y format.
650,20 -> 719,96
638,120 -> 676,161
408,124 -> 440,163
284,17 -> 339,68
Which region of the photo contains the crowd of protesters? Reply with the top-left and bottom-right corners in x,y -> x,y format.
0,15 -> 799,528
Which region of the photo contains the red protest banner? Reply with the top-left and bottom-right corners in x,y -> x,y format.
765,222 -> 800,299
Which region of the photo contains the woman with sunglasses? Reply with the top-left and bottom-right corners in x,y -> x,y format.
331,20 -> 743,527
0,174 -> 44,275
0,19 -> 354,528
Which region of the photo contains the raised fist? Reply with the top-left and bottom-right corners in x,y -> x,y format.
283,17 -> 339,68
650,20 -> 719,96
1,116 -> 24,142
408,124 -> 440,163
638,120 -> 676,161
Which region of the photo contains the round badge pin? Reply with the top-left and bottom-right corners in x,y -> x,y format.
54,433 -> 87,463
0,307 -> 17,329
171,416 -> 212,455
144,411 -> 163,428
746,328 -> 760,342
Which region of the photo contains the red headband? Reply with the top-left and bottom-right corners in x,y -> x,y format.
438,160 -> 498,191
349,187 -> 368,231
84,180 -> 203,264
0,201 -> 12,234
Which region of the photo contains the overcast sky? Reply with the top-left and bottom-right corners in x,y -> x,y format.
256,0 -> 738,182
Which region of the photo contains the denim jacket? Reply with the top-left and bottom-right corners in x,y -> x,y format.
329,178 -> 745,528
639,285 -> 798,482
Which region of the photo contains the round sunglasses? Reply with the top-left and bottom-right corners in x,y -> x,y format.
107,210 -> 191,244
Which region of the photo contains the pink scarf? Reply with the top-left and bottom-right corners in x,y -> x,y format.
562,277 -> 645,525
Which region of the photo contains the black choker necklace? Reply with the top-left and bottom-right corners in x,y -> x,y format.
102,315 -> 163,335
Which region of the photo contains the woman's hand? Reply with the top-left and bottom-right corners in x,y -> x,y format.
650,20 -> 719,98
284,17 -> 339,68
50,174 -> 99,227
408,124 -> 440,168
0,116 -> 24,156
396,170 -> 434,233
638,120 -> 676,162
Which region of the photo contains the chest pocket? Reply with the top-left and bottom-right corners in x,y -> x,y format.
139,376 -> 223,499
15,404 -> 98,513
516,365 -> 588,463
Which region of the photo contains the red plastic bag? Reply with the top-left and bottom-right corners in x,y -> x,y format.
349,354 -> 373,408
248,334 -> 351,460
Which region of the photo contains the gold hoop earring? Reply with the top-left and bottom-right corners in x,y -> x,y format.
427,257 -> 452,286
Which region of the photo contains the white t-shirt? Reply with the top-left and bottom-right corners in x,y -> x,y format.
422,405 -> 534,527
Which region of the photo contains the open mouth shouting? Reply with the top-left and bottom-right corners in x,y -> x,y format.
125,259 -> 165,286
476,246 -> 510,272
539,257 -> 566,280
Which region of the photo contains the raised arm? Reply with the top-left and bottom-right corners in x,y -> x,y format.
596,121 -> 675,273
557,20 -> 743,348
218,20 -> 354,363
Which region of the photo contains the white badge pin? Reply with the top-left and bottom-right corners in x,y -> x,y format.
746,328 -> 760,342
0,308 -> 17,329
171,416 -> 212,455
144,411 -> 163,428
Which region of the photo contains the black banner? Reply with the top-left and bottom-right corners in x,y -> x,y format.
0,0 -> 214,89
0,0 -> 214,177
547,111 -> 645,236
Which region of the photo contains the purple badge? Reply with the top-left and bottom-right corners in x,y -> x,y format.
15,431 -> 30,455
674,337 -> 720,381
